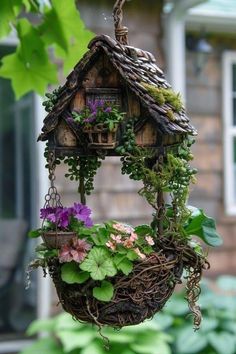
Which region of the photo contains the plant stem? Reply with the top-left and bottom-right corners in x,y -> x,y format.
79,176 -> 86,205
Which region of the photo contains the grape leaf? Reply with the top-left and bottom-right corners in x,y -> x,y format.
40,0 -> 94,73
0,19 -> 58,98
93,281 -> 114,302
0,0 -> 22,39
80,247 -> 117,280
61,262 -> 89,284
55,32 -> 93,75
40,1 -> 69,52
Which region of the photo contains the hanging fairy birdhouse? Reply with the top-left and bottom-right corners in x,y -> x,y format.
29,0 -> 222,331
38,5 -> 196,155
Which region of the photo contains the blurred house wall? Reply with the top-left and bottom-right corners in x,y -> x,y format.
55,0 -> 236,276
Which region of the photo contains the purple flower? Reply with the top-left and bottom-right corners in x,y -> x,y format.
41,203 -> 93,230
40,207 -> 59,219
104,107 -> 112,113
72,203 -> 93,227
84,114 -> 96,123
57,208 -> 70,228
66,116 -> 74,123
87,100 -> 99,112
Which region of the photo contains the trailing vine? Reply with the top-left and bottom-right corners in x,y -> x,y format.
116,118 -> 198,242
42,86 -> 62,113
64,156 -> 102,196
44,145 -> 102,199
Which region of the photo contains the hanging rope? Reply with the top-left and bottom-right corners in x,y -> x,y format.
113,0 -> 129,45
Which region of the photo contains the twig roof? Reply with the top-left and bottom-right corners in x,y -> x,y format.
38,35 -> 196,141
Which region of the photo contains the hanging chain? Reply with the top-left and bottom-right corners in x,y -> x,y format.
43,151 -> 62,210
113,0 -> 129,45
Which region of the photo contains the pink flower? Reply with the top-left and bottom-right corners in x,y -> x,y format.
111,234 -> 122,244
59,237 -> 91,263
145,236 -> 155,246
123,238 -> 134,249
106,241 -> 116,251
113,223 -> 134,234
130,232 -> 138,242
134,248 -> 146,260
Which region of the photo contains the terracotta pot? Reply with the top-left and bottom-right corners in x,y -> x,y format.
42,231 -> 76,249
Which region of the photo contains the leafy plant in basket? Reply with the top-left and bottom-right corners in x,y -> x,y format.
29,198 -> 222,329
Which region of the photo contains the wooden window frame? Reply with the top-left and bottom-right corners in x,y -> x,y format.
223,51 -> 236,215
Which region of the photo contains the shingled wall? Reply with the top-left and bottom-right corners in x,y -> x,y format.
55,0 -> 236,276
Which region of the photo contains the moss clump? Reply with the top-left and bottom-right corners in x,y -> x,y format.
166,109 -> 176,121
142,83 -> 165,106
142,83 -> 183,113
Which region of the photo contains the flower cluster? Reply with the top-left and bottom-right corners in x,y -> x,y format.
72,99 -> 125,131
59,237 -> 91,263
106,222 -> 155,260
40,203 -> 93,229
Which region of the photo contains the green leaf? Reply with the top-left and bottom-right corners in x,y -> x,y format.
61,262 -> 90,284
22,0 -> 39,12
164,296 -> 189,316
114,254 -> 133,275
127,250 -> 139,261
217,276 -> 236,291
154,313 -> 173,330
91,227 -> 109,246
184,206 -> 223,246
46,0 -> 94,74
131,332 -> 172,354
27,318 -> 57,336
55,313 -> 83,331
28,229 -> 41,238
0,0 -> 22,39
101,329 -> 135,343
200,317 -> 218,332
40,3 -> 69,52
20,337 -> 64,354
57,329 -> 95,351
135,224 -> 154,236
175,326 -> 208,353
80,340 -> 103,354
207,332 -> 236,354
0,19 -> 58,98
221,320 -> 236,334
93,280 -> 114,302
35,243 -> 47,252
80,247 -> 117,280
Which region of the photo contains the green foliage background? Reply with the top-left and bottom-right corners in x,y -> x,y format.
0,0 -> 94,99
19,276 -> 236,354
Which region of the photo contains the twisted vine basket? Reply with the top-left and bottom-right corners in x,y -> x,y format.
48,247 -> 184,328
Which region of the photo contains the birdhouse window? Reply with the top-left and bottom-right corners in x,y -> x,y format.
85,88 -> 122,107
